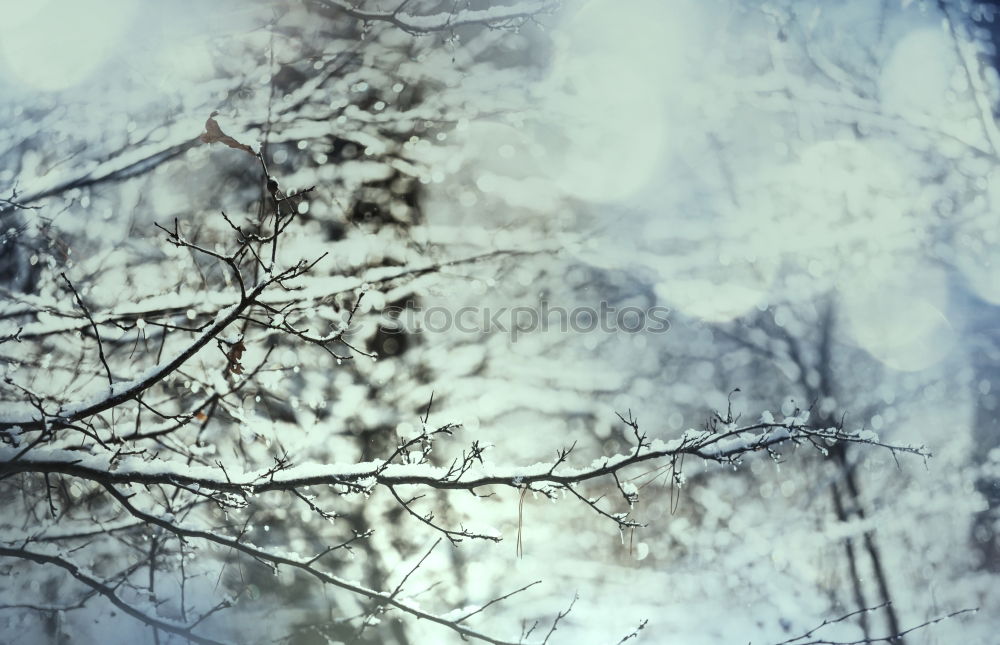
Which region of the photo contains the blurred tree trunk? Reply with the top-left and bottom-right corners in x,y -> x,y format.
961,287 -> 1000,571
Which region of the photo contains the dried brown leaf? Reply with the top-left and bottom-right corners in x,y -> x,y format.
199,112 -> 255,156
226,339 -> 247,374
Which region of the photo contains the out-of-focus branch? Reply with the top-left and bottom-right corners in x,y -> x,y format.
938,0 -> 1000,156
772,603 -> 977,645
312,0 -> 558,35
6,246 -> 548,342
0,545 -> 228,645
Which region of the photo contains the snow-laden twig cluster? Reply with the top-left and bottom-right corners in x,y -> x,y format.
0,229 -> 932,645
0,171 -> 936,643
0,25 -> 953,639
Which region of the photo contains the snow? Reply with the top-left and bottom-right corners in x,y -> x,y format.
2,1 -> 997,644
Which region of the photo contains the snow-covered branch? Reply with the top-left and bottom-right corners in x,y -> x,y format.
312,0 -> 559,35
0,417 -> 928,531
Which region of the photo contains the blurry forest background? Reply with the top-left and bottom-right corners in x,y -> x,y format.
1,0 -> 999,643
